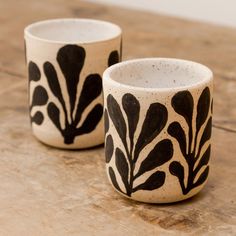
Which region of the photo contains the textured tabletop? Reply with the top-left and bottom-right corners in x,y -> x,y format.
0,0 -> 235,235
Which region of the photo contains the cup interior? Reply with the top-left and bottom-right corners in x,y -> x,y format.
24,18 -> 121,44
105,58 -> 213,89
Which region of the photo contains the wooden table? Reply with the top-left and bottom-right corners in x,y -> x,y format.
0,0 -> 235,235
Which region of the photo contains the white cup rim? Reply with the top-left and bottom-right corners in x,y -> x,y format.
103,58 -> 213,92
24,18 -> 122,44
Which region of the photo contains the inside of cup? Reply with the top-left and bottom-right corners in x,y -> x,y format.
25,19 -> 121,43
108,58 -> 212,89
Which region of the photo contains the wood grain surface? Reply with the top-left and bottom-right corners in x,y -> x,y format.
0,0 -> 235,235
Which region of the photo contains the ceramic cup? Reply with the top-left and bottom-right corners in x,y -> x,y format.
24,18 -> 122,149
103,58 -> 213,203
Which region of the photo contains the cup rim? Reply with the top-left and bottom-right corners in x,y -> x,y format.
103,58 -> 213,92
24,18 -> 122,44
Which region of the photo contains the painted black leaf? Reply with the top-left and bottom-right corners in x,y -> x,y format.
108,167 -> 124,194
74,74 -> 102,125
194,145 -> 211,175
104,109 -> 109,134
198,117 -> 212,154
47,102 -> 62,132
134,103 -> 168,162
57,45 -> 86,115
31,85 -> 48,108
169,161 -> 185,185
135,139 -> 173,179
31,111 -> 44,125
196,87 -> 210,132
122,93 -> 140,148
28,61 -> 41,82
105,135 -> 114,163
133,171 -> 165,192
43,61 -> 66,110
76,104 -> 103,135
193,166 -> 209,188
168,122 -> 187,155
115,148 -> 130,193
107,95 -> 127,147
172,91 -> 194,127
169,89 -> 212,195
108,50 -> 119,67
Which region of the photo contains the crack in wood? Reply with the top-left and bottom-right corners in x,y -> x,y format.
215,73 -> 236,82
213,124 -> 236,134
0,67 -> 24,78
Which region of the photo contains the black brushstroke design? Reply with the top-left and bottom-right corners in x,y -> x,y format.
108,50 -> 119,67
104,109 -> 109,135
133,171 -> 166,192
168,87 -> 212,195
105,135 -> 114,163
31,111 -> 44,125
28,63 -> 48,125
43,44 -> 104,144
105,93 -> 172,197
28,61 -> 41,82
30,86 -> 48,109
108,167 -> 125,194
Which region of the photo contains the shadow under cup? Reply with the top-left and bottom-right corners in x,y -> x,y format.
103,58 -> 213,203
24,18 -> 122,149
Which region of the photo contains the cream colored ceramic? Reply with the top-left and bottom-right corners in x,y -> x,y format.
103,58 -> 213,203
25,18 -> 122,149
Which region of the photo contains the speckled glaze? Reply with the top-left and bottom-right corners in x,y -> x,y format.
25,18 -> 122,149
103,58 -> 213,203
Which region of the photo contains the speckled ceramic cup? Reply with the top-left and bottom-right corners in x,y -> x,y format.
25,18 -> 122,149
103,58 -> 213,203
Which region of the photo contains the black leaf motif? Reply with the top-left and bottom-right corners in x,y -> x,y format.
74,73 -> 102,125
107,94 -> 127,149
30,85 -> 48,109
108,167 -> 124,194
196,87 -> 210,132
31,111 -> 44,125
40,45 -> 110,144
135,139 -> 173,179
104,109 -> 109,134
75,104 -> 103,136
133,171 -> 165,192
47,102 -> 62,132
194,145 -> 211,175
169,161 -> 185,194
57,45 -> 86,115
108,50 -> 119,67
105,135 -> 114,163
115,148 -> 130,195
122,93 -> 140,150
106,93 -> 172,197
168,122 -> 187,155
169,87 -> 212,195
28,62 -> 46,126
198,117 -> 212,155
169,161 -> 185,181
193,166 -> 209,188
172,91 -> 194,127
43,61 -> 66,112
134,103 -> 168,162
28,61 -> 41,82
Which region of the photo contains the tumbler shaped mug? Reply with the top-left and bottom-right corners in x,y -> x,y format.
103,58 -> 213,203
25,18 -> 122,149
